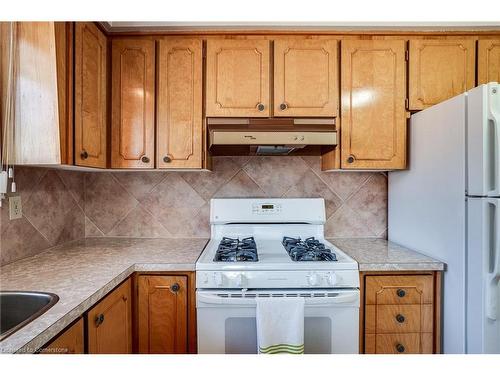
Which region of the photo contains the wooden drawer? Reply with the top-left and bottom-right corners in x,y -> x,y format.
365,275 -> 434,305
375,333 -> 420,354
41,317 -> 84,354
376,305 -> 421,333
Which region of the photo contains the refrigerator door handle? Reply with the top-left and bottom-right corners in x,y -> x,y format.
486,198 -> 500,320
487,86 -> 500,197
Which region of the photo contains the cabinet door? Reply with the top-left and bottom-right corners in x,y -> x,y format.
87,278 -> 132,354
341,40 -> 407,169
274,39 -> 338,117
42,317 -> 84,354
478,40 -> 500,85
74,22 -> 107,168
409,39 -> 475,110
111,39 -> 155,168
157,38 -> 203,168
206,39 -> 270,117
138,275 -> 188,354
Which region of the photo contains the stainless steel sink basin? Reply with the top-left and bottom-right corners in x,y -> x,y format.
0,291 -> 59,341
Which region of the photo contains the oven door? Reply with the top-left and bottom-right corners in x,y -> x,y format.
196,289 -> 360,354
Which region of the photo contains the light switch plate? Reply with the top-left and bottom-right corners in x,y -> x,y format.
9,195 -> 22,220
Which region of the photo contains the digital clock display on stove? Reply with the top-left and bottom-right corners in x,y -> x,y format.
261,204 -> 274,209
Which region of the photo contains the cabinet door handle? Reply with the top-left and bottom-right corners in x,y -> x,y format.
170,283 -> 180,293
95,313 -> 104,327
395,343 -> 405,353
141,156 -> 150,163
257,103 -> 265,112
163,155 -> 172,163
80,150 -> 88,160
347,155 -> 355,164
396,289 -> 406,298
279,103 -> 288,111
395,314 -> 405,323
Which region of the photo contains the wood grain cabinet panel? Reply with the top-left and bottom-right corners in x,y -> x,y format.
111,39 -> 155,168
274,39 -> 338,117
87,278 -> 132,354
409,39 -> 475,110
340,40 -> 407,169
157,38 -> 203,168
365,275 -> 434,305
363,273 -> 440,354
74,22 -> 107,168
138,275 -> 188,354
478,40 -> 500,85
42,317 -> 84,354
206,39 -> 270,117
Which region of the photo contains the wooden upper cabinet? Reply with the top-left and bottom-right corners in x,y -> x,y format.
274,39 -> 339,117
341,40 -> 407,169
478,40 -> 500,85
157,38 -> 203,168
87,278 -> 132,354
74,22 -> 107,168
111,38 -> 155,168
206,39 -> 270,117
409,39 -> 475,110
138,275 -> 188,354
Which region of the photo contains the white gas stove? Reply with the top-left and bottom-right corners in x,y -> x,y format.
196,198 -> 360,354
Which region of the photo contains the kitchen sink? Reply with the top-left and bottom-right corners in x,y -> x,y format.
0,291 -> 59,341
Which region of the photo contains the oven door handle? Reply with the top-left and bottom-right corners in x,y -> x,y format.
197,291 -> 359,306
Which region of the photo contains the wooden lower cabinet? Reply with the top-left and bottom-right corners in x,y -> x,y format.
41,317 -> 84,354
136,273 -> 196,354
87,278 -> 133,354
361,272 -> 442,354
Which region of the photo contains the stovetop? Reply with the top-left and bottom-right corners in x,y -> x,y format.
213,237 -> 258,262
197,224 -> 358,271
282,236 -> 338,262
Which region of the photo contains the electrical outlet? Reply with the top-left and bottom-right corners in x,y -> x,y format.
9,195 -> 22,220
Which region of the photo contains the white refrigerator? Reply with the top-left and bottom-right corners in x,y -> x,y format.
389,82 -> 500,354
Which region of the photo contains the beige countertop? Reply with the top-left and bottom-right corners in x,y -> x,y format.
0,237 -> 208,354
0,236 -> 444,353
329,238 -> 445,272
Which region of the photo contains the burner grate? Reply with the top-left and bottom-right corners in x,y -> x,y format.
282,236 -> 337,262
214,236 -> 258,262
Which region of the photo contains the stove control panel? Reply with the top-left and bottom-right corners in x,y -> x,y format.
252,203 -> 282,215
196,270 -> 359,289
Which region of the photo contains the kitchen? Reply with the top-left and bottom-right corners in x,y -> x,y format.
0,0 -> 499,371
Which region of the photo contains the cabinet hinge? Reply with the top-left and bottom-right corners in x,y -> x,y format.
405,50 -> 409,61
405,98 -> 409,109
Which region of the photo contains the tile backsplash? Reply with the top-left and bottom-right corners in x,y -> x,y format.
1,156 -> 387,266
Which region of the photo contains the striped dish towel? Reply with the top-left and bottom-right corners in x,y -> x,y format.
255,297 -> 305,354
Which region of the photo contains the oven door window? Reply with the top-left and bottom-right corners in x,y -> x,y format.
225,317 -> 332,354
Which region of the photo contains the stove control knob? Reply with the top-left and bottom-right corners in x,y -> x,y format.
214,272 -> 224,287
308,273 -> 319,286
326,273 -> 337,286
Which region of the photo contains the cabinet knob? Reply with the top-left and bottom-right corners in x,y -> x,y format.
257,103 -> 265,112
396,314 -> 405,323
80,150 -> 88,160
395,343 -> 405,353
95,313 -> 104,327
163,155 -> 172,163
141,156 -> 150,163
396,289 -> 406,298
280,103 -> 288,111
170,283 -> 180,293
347,155 -> 355,164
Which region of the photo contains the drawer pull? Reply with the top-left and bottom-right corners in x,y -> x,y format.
395,343 -> 405,353
396,289 -> 406,298
95,313 -> 104,327
395,314 -> 405,323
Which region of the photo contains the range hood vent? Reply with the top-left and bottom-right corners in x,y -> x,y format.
208,117 -> 337,156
